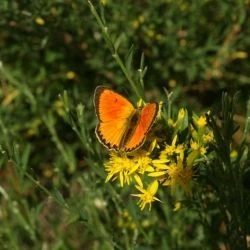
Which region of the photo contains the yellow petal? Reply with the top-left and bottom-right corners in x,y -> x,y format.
135,185 -> 145,193
148,139 -> 157,153
148,171 -> 166,177
148,180 -> 159,195
145,166 -> 155,172
152,159 -> 169,164
153,163 -> 168,169
134,174 -> 143,188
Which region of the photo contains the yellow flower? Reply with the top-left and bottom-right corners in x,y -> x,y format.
192,114 -> 207,130
164,157 -> 193,193
173,108 -> 188,131
202,131 -> 214,143
132,180 -> 160,211
176,108 -> 185,121
200,147 -> 207,155
230,150 -> 238,159
173,202 -> 182,211
66,71 -> 76,80
190,141 -> 207,155
35,17 -> 45,26
53,99 -> 65,117
151,154 -> 192,193
135,154 -> 154,174
128,148 -> 156,175
196,115 -> 207,128
160,135 -> 184,160
100,0 -> 108,5
187,140 -> 207,167
104,152 -> 135,187
190,141 -> 199,150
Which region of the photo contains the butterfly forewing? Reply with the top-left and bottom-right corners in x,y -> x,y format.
94,86 -> 134,122
124,102 -> 159,151
94,86 -> 135,150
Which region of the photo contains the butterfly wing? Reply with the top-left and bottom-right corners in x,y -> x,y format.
124,102 -> 159,151
94,86 -> 135,150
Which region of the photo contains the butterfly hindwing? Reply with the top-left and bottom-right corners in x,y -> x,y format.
124,102 -> 159,151
96,120 -> 128,150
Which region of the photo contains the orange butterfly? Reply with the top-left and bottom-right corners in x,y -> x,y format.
94,86 -> 159,152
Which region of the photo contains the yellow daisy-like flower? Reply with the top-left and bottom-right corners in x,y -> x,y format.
150,156 -> 193,193
164,157 -> 193,193
132,180 -> 160,211
104,152 -> 136,187
160,135 -> 184,160
128,141 -> 157,175
135,154 -> 154,174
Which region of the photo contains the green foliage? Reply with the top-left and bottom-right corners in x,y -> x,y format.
0,0 -> 249,249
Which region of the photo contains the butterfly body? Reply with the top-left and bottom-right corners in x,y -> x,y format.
119,109 -> 140,149
94,86 -> 158,152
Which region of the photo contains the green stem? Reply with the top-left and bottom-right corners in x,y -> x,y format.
25,172 -> 69,209
88,0 -> 144,101
0,118 -> 12,157
113,54 -> 143,100
43,114 -> 75,172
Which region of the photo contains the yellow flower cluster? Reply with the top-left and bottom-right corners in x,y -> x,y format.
103,109 -> 214,211
188,113 -> 214,166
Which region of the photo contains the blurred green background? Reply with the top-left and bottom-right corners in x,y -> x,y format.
0,0 -> 249,249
